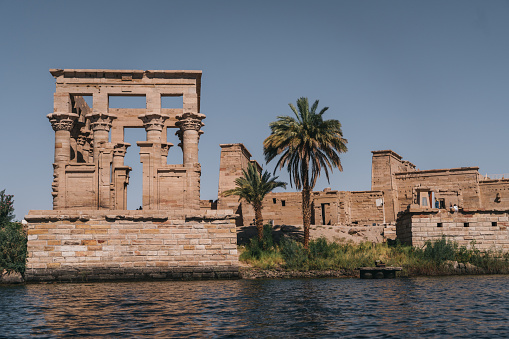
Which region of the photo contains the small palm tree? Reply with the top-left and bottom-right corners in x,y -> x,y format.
223,162 -> 287,242
263,97 -> 348,248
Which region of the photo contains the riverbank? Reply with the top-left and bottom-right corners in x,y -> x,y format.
238,225 -> 509,279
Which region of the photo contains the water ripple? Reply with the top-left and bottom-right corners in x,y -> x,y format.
0,275 -> 508,337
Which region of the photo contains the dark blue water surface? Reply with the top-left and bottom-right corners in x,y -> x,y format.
1,275 -> 509,338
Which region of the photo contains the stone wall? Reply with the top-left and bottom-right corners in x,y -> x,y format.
394,168 -> 481,212
349,191 -> 384,225
396,209 -> 509,251
479,179 -> 509,210
24,210 -> 239,282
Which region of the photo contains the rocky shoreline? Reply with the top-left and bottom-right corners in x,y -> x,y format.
1,261 -> 502,284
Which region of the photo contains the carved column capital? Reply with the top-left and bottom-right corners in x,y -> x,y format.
86,112 -> 117,132
161,142 -> 173,153
175,112 -> 205,131
113,142 -> 131,157
47,112 -> 79,131
138,112 -> 169,132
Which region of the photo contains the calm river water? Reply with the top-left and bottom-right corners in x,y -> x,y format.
1,275 -> 508,338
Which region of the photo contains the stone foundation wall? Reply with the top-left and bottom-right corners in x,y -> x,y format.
24,210 -> 239,282
396,209 -> 509,251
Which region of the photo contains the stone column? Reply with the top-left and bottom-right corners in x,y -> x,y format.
87,112 -> 117,157
47,112 -> 79,164
161,143 -> 173,165
112,142 -> 131,210
138,113 -> 169,142
47,112 -> 78,210
175,112 -> 205,167
113,142 -> 130,167
86,112 -> 117,209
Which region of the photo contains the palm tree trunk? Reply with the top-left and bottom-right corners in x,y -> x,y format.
254,202 -> 264,242
302,186 -> 311,249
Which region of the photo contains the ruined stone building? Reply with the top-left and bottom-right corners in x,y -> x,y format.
23,69 -> 509,282
25,69 -> 238,282
215,144 -> 509,251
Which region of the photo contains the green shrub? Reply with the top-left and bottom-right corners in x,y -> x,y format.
419,236 -> 457,263
0,222 -> 27,274
280,237 -> 308,270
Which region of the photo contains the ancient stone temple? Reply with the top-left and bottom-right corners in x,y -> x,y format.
47,69 -> 204,211
25,69 -> 238,282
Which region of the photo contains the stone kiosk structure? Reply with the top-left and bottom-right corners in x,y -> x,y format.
25,69 -> 238,282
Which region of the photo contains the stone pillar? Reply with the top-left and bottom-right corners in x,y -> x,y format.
47,112 -> 79,210
47,112 -> 79,164
113,142 -> 130,167
175,112 -> 205,167
138,113 -> 169,143
86,112 -> 117,209
161,143 -> 173,165
87,112 -> 116,156
112,142 -> 131,210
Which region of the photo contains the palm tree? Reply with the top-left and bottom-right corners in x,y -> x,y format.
222,162 -> 287,242
263,97 -> 348,248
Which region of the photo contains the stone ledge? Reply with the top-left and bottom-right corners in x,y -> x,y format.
25,266 -> 240,282
25,210 -> 237,223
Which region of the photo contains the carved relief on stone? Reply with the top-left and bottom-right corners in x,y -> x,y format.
47,112 -> 79,131
113,142 -> 131,158
86,112 -> 117,132
138,113 -> 169,132
175,112 -> 205,132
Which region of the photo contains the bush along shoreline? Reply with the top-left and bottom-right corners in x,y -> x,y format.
239,225 -> 509,279
0,190 -> 27,283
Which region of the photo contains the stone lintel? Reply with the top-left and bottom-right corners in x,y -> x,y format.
50,69 -> 202,81
394,167 -> 480,177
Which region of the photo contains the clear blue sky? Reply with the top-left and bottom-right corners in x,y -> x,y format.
1,0 -> 509,220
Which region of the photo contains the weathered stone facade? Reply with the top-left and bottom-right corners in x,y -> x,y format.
26,69 -> 239,281
48,69 -> 204,211
25,210 -> 238,282
397,208 -> 509,251
215,145 -> 509,250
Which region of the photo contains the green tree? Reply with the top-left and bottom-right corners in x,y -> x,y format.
0,190 -> 27,273
223,162 -> 286,241
263,97 -> 348,248
0,189 -> 15,226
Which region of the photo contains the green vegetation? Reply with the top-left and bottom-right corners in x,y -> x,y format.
264,97 -> 348,248
0,190 -> 27,274
223,162 -> 286,241
239,229 -> 509,276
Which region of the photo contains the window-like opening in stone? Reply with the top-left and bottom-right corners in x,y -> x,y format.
464,222 -> 469,227
82,95 -> 93,109
166,128 -> 181,165
437,222 -> 443,228
108,95 -> 146,108
161,95 -> 183,108
282,200 -> 286,207
123,128 -> 146,210
492,221 -> 497,226
421,197 -> 428,207
273,198 -> 276,204
439,199 -> 445,209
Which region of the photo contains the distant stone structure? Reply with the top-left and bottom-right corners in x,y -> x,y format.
215,145 -> 509,251
25,69 -> 238,282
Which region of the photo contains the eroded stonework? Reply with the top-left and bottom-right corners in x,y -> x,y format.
48,69 -> 204,211
25,69 -> 239,282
